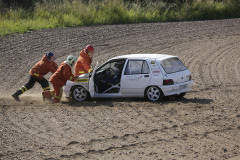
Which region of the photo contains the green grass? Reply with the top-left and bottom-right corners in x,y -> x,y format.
0,0 -> 240,36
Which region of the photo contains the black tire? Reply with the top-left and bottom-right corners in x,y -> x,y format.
145,86 -> 164,102
70,85 -> 90,101
175,92 -> 186,99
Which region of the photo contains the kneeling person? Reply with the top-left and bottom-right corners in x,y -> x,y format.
42,55 -> 77,103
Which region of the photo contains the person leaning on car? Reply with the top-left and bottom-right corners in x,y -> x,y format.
74,45 -> 94,76
12,52 -> 58,101
42,55 -> 77,103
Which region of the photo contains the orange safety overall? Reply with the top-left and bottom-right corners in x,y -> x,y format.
74,50 -> 92,76
45,62 -> 75,102
24,54 -> 58,92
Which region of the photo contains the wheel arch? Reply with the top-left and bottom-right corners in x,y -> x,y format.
70,84 -> 88,93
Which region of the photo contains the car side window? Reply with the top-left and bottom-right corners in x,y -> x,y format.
124,60 -> 150,75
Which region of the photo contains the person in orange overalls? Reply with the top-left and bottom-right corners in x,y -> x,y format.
42,55 -> 77,103
12,52 -> 58,101
75,45 -> 94,76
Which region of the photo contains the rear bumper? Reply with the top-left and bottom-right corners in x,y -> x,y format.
161,80 -> 193,96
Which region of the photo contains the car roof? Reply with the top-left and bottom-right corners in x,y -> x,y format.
111,54 -> 178,61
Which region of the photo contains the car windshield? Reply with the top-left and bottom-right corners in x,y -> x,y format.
161,58 -> 187,74
96,60 -> 125,75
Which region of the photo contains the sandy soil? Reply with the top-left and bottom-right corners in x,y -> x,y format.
0,18 -> 240,160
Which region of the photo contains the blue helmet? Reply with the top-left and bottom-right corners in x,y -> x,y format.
47,52 -> 54,62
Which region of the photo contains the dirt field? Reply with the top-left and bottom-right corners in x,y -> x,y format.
1,18 -> 240,160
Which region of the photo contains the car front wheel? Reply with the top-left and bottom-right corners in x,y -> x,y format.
71,86 -> 90,101
145,86 -> 163,102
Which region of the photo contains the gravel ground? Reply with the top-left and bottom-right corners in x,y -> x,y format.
0,18 -> 240,160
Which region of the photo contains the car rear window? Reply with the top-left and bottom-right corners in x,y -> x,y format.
161,58 -> 187,74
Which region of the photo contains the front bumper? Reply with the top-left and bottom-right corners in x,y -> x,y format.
63,80 -> 89,98
63,80 -> 73,98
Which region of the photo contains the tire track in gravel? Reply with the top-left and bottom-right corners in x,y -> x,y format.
58,103 -> 168,158
84,106 -> 126,137
211,42 -> 239,85
235,56 -> 240,82
2,105 -> 69,147
58,120 -> 208,160
176,32 -> 240,103
0,105 -> 57,159
110,104 -> 150,133
1,103 -> 99,159
32,106 -> 91,147
220,40 -> 240,84
60,104 -> 143,156
59,104 -> 202,159
198,37 -> 240,102
201,42 -> 233,88
66,103 -> 144,153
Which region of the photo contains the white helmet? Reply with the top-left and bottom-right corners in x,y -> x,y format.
66,55 -> 77,66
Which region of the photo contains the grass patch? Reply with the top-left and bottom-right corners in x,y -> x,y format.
0,0 -> 240,36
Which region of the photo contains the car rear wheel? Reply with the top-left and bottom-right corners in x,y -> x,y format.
175,92 -> 186,99
71,85 -> 90,101
145,86 -> 163,102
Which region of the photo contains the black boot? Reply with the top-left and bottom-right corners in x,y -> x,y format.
12,90 -> 22,101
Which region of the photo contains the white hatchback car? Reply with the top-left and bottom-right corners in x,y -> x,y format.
63,54 -> 193,102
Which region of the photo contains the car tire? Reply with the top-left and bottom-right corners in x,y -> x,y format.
70,85 -> 90,101
145,86 -> 164,102
175,92 -> 186,99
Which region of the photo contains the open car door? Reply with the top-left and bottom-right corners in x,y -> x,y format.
89,62 -> 99,97
93,59 -> 126,94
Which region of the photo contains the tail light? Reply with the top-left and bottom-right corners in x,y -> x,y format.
163,79 -> 174,85
189,74 -> 192,81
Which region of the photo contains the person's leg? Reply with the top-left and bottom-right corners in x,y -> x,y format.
37,78 -> 50,91
12,76 -> 36,101
37,78 -> 53,101
41,82 -> 55,101
52,84 -> 63,103
42,90 -> 53,101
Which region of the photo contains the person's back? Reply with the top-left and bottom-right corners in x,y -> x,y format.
75,45 -> 94,76
30,54 -> 58,79
50,62 -> 74,86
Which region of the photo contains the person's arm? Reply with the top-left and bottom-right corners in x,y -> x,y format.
82,59 -> 92,73
49,62 -> 58,74
63,65 -> 75,82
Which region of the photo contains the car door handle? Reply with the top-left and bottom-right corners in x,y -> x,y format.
144,75 -> 149,77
